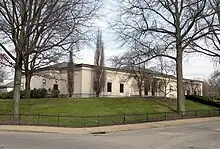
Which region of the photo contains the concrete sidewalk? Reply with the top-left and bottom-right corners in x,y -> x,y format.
0,117 -> 220,134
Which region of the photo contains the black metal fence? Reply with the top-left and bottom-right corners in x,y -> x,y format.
0,110 -> 220,127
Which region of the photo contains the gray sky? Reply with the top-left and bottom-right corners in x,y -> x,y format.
76,40 -> 214,80
75,0 -> 216,81
4,0 -> 216,81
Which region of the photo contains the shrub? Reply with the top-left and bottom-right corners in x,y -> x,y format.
30,88 -> 37,98
20,90 -> 25,99
0,91 -> 13,99
51,89 -> 60,98
30,88 -> 48,98
39,88 -> 48,98
185,95 -> 220,108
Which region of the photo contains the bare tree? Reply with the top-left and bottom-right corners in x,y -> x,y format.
67,50 -> 74,97
111,43 -> 152,97
112,0 -> 212,113
0,0 -> 102,118
0,53 -> 7,82
0,67 -> 6,83
152,58 -> 176,99
93,29 -> 106,97
187,1 -> 220,58
23,1 -> 101,99
205,71 -> 220,98
202,80 -> 210,97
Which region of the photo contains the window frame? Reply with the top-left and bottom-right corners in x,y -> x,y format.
120,83 -> 124,93
107,82 -> 112,92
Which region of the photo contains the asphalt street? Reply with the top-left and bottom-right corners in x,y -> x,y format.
0,121 -> 220,149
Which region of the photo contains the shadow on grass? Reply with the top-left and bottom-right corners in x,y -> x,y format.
154,100 -> 177,113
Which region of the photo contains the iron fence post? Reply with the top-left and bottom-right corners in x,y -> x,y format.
123,113 -> 126,124
37,114 -> 40,126
195,110 -> 197,117
18,113 -> 21,125
82,115 -> 84,127
164,112 -> 167,120
57,114 -> 60,126
97,115 -> 100,126
145,112 -> 148,122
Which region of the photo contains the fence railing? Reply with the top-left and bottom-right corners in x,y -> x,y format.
0,110 -> 220,127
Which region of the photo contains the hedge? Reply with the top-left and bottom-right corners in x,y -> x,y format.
0,88 -> 60,99
185,95 -> 220,108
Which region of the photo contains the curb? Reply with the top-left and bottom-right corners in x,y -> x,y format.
0,117 -> 220,134
0,129 -> 62,134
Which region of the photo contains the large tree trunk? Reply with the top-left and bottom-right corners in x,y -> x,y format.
13,56 -> 22,120
139,89 -> 142,97
24,72 -> 32,98
96,92 -> 100,97
67,51 -> 74,97
24,56 -> 32,99
176,7 -> 185,114
138,83 -> 142,97
176,49 -> 185,113
164,86 -> 167,99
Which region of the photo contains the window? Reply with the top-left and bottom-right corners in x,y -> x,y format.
42,79 -> 46,85
198,90 -> 202,96
107,82 -> 112,92
53,84 -> 58,90
187,90 -> 190,95
170,85 -> 173,92
158,80 -> 163,91
120,84 -> 124,93
144,80 -> 150,95
152,78 -> 157,96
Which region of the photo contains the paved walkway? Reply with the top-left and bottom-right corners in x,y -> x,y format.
0,117 -> 220,134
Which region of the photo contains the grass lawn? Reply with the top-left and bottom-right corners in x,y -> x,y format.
0,98 -> 217,127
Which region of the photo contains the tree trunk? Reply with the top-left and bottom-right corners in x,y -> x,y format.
164,86 -> 167,99
67,51 -> 74,97
139,86 -> 142,97
96,92 -> 100,97
24,72 -> 32,99
13,56 -> 22,120
176,49 -> 185,113
175,7 -> 185,114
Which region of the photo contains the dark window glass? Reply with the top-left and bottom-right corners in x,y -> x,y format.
170,85 -> 173,92
42,79 -> 46,85
53,84 -> 58,90
107,82 -> 112,92
144,80 -> 150,95
120,84 -> 124,93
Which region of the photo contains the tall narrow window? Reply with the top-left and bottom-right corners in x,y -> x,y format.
144,80 -> 150,95
107,82 -> 112,92
170,85 -> 173,92
53,84 -> 58,90
120,84 -> 124,93
152,78 -> 157,96
42,79 -> 46,85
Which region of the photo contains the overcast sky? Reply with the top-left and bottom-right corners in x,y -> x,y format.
3,0 -> 216,82
74,0 -> 216,81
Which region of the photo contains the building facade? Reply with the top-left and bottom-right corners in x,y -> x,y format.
17,63 -> 203,98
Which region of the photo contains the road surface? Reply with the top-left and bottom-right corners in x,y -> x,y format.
0,121 -> 220,149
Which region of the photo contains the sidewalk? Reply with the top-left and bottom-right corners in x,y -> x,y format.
0,117 -> 220,134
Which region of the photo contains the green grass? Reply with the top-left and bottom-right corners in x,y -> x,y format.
0,97 -> 217,127
1,98 -> 172,115
156,99 -> 217,111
